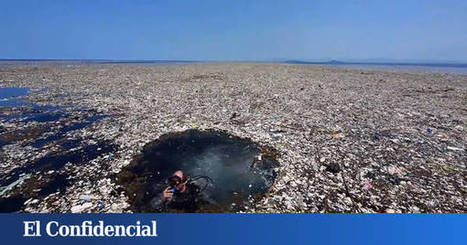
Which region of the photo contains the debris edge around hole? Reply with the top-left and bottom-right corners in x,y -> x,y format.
114,128 -> 281,213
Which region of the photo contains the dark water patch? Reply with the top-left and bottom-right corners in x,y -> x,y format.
0,87 -> 53,119
17,106 -> 65,123
0,87 -> 29,99
0,99 -> 28,107
59,115 -> 107,134
0,86 -> 108,151
0,195 -> 26,213
22,113 -> 63,123
60,121 -> 93,133
117,129 -> 279,213
1,100 -> 66,123
0,173 -> 71,212
0,125 -> 48,148
32,134 -> 62,148
0,141 -> 118,187
1,108 -> 65,123
0,87 -> 29,107
0,86 -> 120,212
31,104 -> 62,111
87,114 -> 107,122
31,115 -> 107,148
1,111 -> 64,123
33,142 -> 117,171
38,174 -> 70,196
59,139 -> 82,150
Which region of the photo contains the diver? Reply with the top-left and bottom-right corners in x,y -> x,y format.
162,170 -> 201,212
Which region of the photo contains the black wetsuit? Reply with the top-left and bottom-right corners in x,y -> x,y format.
165,183 -> 201,212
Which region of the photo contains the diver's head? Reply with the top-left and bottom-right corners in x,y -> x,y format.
173,170 -> 185,181
167,170 -> 187,192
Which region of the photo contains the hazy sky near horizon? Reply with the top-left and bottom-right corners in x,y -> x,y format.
1,0 -> 467,61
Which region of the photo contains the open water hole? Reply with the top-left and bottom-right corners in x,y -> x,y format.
118,129 -> 279,212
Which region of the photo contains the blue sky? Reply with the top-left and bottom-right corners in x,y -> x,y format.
1,0 -> 466,62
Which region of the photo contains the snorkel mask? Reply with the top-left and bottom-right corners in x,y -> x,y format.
167,175 -> 183,192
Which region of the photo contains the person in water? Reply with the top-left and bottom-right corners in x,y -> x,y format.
162,170 -> 201,212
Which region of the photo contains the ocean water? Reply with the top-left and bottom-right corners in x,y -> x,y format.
334,64 -> 467,75
0,59 -> 198,68
285,61 -> 467,75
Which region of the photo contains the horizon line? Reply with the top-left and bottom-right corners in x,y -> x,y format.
1,58 -> 467,66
